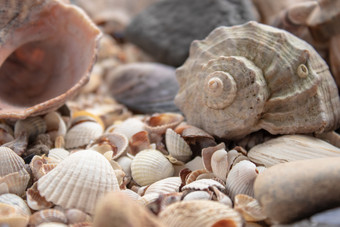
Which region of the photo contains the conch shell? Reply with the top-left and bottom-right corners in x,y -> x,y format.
175,21 -> 340,139
0,0 -> 101,119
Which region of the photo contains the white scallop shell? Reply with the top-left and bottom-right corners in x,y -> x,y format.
37,150 -> 120,214
0,168 -> 30,196
131,149 -> 174,186
225,160 -> 259,200
182,179 -> 225,191
0,147 -> 26,177
27,183 -> 53,211
65,122 -> 103,149
144,177 -> 181,195
159,200 -> 243,227
165,128 -> 192,162
48,148 -> 70,161
106,118 -> 146,139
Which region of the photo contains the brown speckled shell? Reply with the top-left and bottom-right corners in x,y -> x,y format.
175,21 -> 340,139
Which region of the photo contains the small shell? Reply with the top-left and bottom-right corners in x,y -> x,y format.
0,168 -> 30,196
202,143 -> 226,172
225,160 -> 259,200
182,179 -> 225,191
116,156 -> 132,177
144,113 -> 184,135
159,200 -> 243,227
185,169 -> 209,184
48,148 -> 70,161
183,191 -> 212,201
71,111 -> 105,129
234,194 -> 266,222
0,123 -> 14,145
106,118 -> 146,139
138,192 -> 160,206
65,122 -> 104,149
0,147 -> 26,177
29,209 -> 67,227
26,182 -> 53,211
210,186 -> 232,207
14,117 -> 47,139
121,189 -> 141,201
144,177 -> 182,195
44,112 -> 67,141
211,148 -> 228,181
131,149 -> 174,186
184,156 -> 204,171
0,203 -> 29,227
165,128 -> 192,162
0,193 -> 31,216
37,150 -> 120,214
65,209 -> 92,224
247,135 -> 340,167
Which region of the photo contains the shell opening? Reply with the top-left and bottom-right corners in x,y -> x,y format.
297,64 -> 308,78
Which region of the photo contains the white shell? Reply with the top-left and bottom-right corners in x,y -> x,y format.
0,193 -> 31,215
182,179 -> 225,191
184,156 -> 204,171
48,148 -> 70,161
37,150 -> 120,214
65,122 -> 103,149
14,116 -> 46,139
27,183 -> 53,211
44,112 -> 67,141
165,128 -> 192,162
144,177 -> 181,195
211,148 -> 228,181
116,156 -> 132,177
106,118 -> 146,139
0,168 -> 30,196
29,209 -> 67,226
131,149 -> 174,186
0,147 -> 26,177
138,192 -> 160,206
183,191 -> 212,201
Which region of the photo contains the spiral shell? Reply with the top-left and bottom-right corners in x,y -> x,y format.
175,21 -> 340,139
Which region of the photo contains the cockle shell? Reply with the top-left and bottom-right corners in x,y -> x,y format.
234,194 -> 266,222
0,203 -> 29,227
0,168 -> 30,196
182,179 -> 225,191
0,147 -> 26,177
131,149 -> 174,186
65,209 -> 92,224
0,0 -> 101,119
175,21 -> 340,139
0,193 -> 31,216
37,150 -> 120,214
48,148 -> 70,161
29,209 -> 67,227
159,200 -> 243,227
65,121 -> 103,149
144,177 -> 182,195
165,128 -> 192,162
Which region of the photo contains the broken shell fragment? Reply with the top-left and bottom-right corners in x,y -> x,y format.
234,194 -> 266,222
0,0 -> 101,119
26,182 -> 53,211
29,209 -> 67,227
165,128 -> 192,162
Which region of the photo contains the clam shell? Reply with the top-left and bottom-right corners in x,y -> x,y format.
0,193 -> 31,216
44,112 -> 67,141
29,209 -> 67,227
144,113 -> 184,135
248,134 -> 340,167
0,0 -> 101,119
234,194 -> 266,222
65,122 -> 104,149
211,186 -> 232,207
211,148 -> 228,181
165,128 -> 192,162
144,177 -> 181,195
131,149 -> 174,186
182,179 -> 225,191
183,191 -> 212,201
0,147 -> 26,177
225,160 -> 258,200
37,150 -> 120,214
106,117 -> 145,139
129,130 -> 151,155
159,200 -> 243,227
174,21 -> 340,139
0,203 -> 29,227
202,143 -> 226,172
48,148 -> 70,161
0,168 -> 30,196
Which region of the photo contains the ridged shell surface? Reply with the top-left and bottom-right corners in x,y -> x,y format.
159,200 -> 243,227
175,21 -> 340,139
65,122 -> 104,149
0,193 -> 31,216
165,128 -> 192,162
37,150 -> 120,214
144,177 -> 181,195
0,147 -> 26,177
131,149 -> 174,186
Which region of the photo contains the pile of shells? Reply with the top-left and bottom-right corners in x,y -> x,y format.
0,0 -> 339,226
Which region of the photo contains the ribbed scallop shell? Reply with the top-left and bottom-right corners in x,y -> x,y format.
0,147 -> 26,177
48,148 -> 70,161
0,168 -> 30,196
144,177 -> 181,195
234,194 -> 266,222
65,122 -> 103,149
225,160 -> 259,200
37,150 -> 120,214
248,134 -> 340,167
175,21 -> 340,139
29,209 -> 67,227
182,179 -> 225,191
165,128 -> 192,162
131,149 -> 174,186
14,117 -> 47,139
159,200 -> 243,227
0,193 -> 31,216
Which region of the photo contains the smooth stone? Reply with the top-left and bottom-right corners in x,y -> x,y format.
125,0 -> 257,66
254,157 -> 340,224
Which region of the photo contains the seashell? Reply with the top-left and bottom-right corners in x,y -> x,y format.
144,177 -> 182,195
0,168 -> 30,196
106,117 -> 145,139
0,147 -> 26,177
0,0 -> 101,119
184,156 -> 204,171
93,191 -> 165,227
0,123 -> 14,145
65,209 -> 92,224
234,194 -> 266,222
0,193 -> 31,216
185,169 -> 209,184
144,113 -> 184,135
174,21 -> 340,140
48,148 -> 70,161
29,209 -> 67,227
182,179 -> 225,191
227,149 -> 249,170
37,223 -> 68,227
65,121 -> 104,149
131,149 -> 174,186
44,112 -> 67,141
248,134 -> 340,167
165,128 -> 192,162
0,203 -> 29,227
159,200 -> 243,227
37,150 -> 120,214
225,160 -> 259,200
202,143 -> 226,172
71,111 -> 105,130
129,130 -> 151,155
27,182 -> 53,210
138,192 -> 160,206
87,133 -> 128,159
183,191 -> 212,201
108,63 -> 180,114
116,156 -> 132,177
211,148 -> 228,181
121,189 -> 141,201
210,186 -> 232,207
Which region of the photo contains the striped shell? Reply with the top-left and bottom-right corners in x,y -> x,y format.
0,193 -> 31,216
29,209 -> 67,227
0,147 -> 26,177
37,150 -> 120,214
175,21 -> 340,139
65,122 -> 103,149
0,203 -> 29,227
144,177 -> 181,195
165,128 -> 192,162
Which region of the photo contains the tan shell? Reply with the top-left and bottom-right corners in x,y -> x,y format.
26,182 -> 53,211
174,21 -> 340,140
37,150 -> 120,214
226,160 -> 259,200
44,112 -> 67,141
0,147 -> 26,177
0,193 -> 31,216
144,113 -> 184,135
131,149 -> 174,186
129,130 -> 151,155
183,191 -> 212,201
0,203 -> 29,227
165,128 -> 192,162
144,177 -> 181,195
330,34 -> 340,91
0,168 -> 30,196
65,121 -> 104,149
211,148 -> 228,181
202,143 -> 226,172
0,123 -> 14,145
248,134 -> 340,167
159,200 -> 243,227
106,117 -> 146,139
138,192 -> 160,206
29,209 -> 67,227
65,209 -> 92,225
0,0 -> 101,119
234,194 -> 266,222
